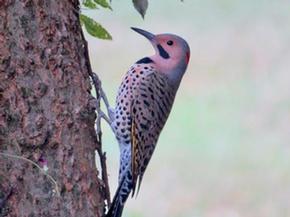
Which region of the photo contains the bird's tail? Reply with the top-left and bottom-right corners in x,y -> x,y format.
106,195 -> 124,217
106,171 -> 132,217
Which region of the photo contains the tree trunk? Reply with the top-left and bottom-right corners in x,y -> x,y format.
0,0 -> 105,216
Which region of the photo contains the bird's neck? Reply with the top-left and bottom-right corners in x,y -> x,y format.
150,55 -> 187,88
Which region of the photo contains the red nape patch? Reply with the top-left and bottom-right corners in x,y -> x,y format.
186,51 -> 190,64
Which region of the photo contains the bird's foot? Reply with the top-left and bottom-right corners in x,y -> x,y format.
99,87 -> 115,122
95,110 -> 112,134
91,72 -> 115,134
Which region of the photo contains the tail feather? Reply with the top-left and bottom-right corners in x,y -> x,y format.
106,171 -> 132,217
106,196 -> 124,217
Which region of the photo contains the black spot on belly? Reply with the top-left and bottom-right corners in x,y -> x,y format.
144,100 -> 150,107
140,123 -> 149,130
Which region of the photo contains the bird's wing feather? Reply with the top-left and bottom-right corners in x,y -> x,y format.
130,70 -> 175,196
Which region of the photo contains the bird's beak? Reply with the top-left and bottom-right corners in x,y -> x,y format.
131,27 -> 155,41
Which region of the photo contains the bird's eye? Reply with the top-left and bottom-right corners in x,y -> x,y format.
167,40 -> 174,46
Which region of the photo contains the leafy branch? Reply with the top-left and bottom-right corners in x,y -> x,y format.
80,0 -> 151,39
80,0 -> 113,40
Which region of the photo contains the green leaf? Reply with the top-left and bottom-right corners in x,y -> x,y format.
82,0 -> 98,9
80,14 -> 112,40
132,0 -> 148,19
93,0 -> 112,10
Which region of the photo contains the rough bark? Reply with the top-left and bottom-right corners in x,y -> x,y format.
0,0 -> 105,216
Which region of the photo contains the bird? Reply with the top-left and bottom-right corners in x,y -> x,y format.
105,27 -> 190,217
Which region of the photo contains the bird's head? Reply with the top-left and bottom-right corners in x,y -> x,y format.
131,27 -> 190,86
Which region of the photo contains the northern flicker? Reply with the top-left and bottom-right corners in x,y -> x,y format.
104,27 -> 190,217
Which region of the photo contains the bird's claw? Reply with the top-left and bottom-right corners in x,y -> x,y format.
99,88 -> 114,121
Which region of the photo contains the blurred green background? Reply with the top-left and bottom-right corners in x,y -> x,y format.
85,1 -> 290,216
